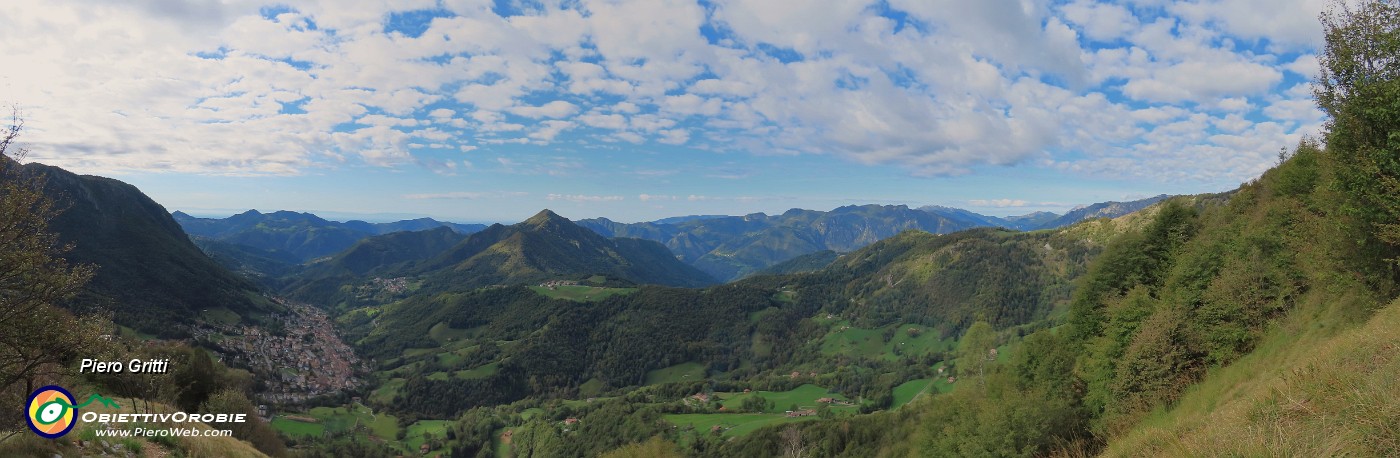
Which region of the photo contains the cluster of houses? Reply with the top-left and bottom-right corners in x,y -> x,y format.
205,300 -> 366,404
539,279 -> 580,290
355,276 -> 409,299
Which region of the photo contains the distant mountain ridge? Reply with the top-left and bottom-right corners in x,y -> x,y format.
282,210 -> 716,308
577,196 -> 1171,281
172,210 -> 487,261
1029,194 -> 1170,230
183,195 -> 1170,287
413,209 -> 716,289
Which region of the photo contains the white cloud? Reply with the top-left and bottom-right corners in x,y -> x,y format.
1170,0 -> 1327,50
1284,53 -> 1320,77
1123,61 -> 1283,103
0,0 -> 1328,188
1060,1 -> 1139,42
508,101 -> 580,119
657,129 -> 690,145
528,120 -> 575,142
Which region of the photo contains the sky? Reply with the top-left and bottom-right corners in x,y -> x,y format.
0,0 -> 1329,223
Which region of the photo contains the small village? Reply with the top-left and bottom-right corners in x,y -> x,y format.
538,279 -> 580,289
354,276 -> 410,299
196,299 -> 367,405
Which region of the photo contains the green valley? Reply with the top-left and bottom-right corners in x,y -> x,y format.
4,2 -> 1400,457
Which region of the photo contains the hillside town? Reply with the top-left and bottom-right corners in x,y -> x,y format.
197,299 -> 367,404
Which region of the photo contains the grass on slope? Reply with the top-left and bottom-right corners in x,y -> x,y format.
529,285 -> 637,302
719,384 -> 856,414
645,362 -> 707,384
819,321 -> 954,361
893,378 -> 933,408
1104,293 -> 1399,456
271,416 -> 324,437
664,413 -> 817,438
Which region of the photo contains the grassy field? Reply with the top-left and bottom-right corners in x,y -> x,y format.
720,384 -> 853,413
369,378 -> 405,404
520,407 -> 546,420
454,362 -> 499,379
402,346 -> 441,358
402,420 -> 451,455
645,362 -> 707,384
428,321 -> 474,344
198,307 -> 241,326
493,427 -> 512,458
579,377 -> 605,397
271,416 -> 325,437
310,405 -> 398,439
530,285 -> 637,302
892,378 -> 932,408
664,413 -> 816,438
272,405 -> 457,455
270,405 -> 398,441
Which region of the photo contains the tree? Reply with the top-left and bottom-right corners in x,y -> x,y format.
0,111 -> 102,442
741,394 -> 773,413
1315,0 -> 1400,261
956,321 -> 996,383
780,425 -> 807,458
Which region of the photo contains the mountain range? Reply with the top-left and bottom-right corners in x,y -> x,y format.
579,196 -> 1169,281
167,196 -> 1168,286
172,210 -> 487,262
281,209 -> 716,309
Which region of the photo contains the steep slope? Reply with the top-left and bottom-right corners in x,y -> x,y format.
192,237 -> 302,287
20,162 -> 278,335
1104,294 -> 1399,456
788,226 -> 1096,330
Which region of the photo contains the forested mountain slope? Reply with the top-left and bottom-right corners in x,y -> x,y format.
15,160 -> 280,336
705,7 -> 1400,450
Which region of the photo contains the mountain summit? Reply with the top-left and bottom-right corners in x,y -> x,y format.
414,210 -> 716,289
